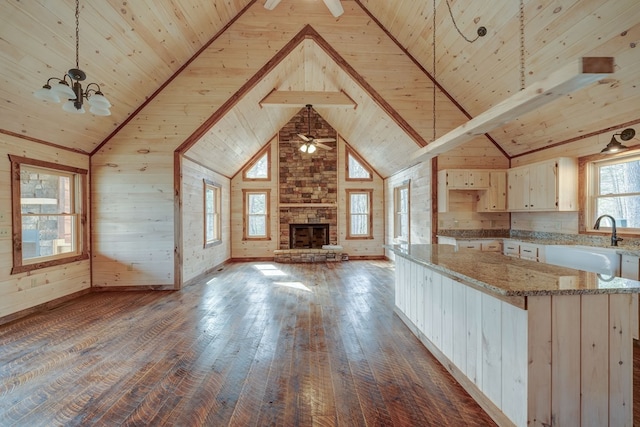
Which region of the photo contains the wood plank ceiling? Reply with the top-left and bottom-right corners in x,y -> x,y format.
1,0 -> 639,176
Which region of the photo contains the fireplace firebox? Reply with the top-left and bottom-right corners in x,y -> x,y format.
289,224 -> 330,249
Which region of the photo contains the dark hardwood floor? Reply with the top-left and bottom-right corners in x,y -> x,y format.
0,260 -> 638,426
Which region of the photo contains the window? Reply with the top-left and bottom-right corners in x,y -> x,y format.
243,147 -> 270,180
394,182 -> 410,242
243,190 -> 270,239
587,153 -> 640,232
9,155 -> 88,274
346,149 -> 372,181
204,180 -> 221,246
346,189 -> 373,239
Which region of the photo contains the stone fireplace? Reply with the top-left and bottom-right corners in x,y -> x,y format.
278,106 -> 338,250
289,223 -> 329,249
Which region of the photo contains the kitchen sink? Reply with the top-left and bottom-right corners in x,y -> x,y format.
544,245 -> 621,276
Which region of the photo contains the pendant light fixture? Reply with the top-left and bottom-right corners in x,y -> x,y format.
601,128 -> 635,153
33,0 -> 111,116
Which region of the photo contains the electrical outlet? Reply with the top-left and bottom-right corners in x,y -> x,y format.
30,278 -> 37,288
127,263 -> 134,271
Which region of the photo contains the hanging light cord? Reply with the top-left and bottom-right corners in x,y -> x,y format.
444,0 -> 486,43
75,0 -> 80,70
432,0 -> 436,142
519,0 -> 525,90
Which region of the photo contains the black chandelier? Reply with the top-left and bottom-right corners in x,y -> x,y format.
33,0 -> 111,116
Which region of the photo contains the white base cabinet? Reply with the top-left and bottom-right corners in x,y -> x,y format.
394,255 -> 633,427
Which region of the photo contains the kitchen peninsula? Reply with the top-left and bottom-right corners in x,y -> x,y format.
386,244 -> 640,427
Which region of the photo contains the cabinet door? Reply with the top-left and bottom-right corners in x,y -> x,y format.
448,170 -> 468,189
529,161 -> 557,211
485,171 -> 507,211
507,168 -> 529,211
468,171 -> 490,189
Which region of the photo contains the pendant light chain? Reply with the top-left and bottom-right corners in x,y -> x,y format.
519,0 -> 525,90
432,0 -> 436,142
75,0 -> 80,70
444,0 -> 485,43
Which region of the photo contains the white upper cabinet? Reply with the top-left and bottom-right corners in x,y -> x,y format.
507,158 -> 578,212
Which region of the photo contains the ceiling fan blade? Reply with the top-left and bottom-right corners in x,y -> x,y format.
315,142 -> 334,150
322,0 -> 344,17
313,138 -> 336,143
264,0 -> 282,10
297,133 -> 311,142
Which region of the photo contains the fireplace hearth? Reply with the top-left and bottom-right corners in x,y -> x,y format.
289,224 -> 330,249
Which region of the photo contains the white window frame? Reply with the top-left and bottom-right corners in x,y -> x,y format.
243,189 -> 271,240
204,180 -> 222,246
346,189 -> 373,239
9,155 -> 88,274
587,152 -> 640,234
394,181 -> 410,243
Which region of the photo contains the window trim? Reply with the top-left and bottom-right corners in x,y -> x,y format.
9,155 -> 89,274
579,147 -> 640,236
345,147 -> 373,181
394,181 -> 410,243
242,189 -> 271,240
242,145 -> 271,181
346,188 -> 373,240
203,179 -> 222,247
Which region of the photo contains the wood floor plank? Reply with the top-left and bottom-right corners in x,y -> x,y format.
0,260 -> 510,426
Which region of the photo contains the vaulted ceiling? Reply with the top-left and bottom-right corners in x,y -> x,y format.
1,0 -> 639,177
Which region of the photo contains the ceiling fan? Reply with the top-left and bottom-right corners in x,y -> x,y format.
264,0 -> 344,18
297,104 -> 335,153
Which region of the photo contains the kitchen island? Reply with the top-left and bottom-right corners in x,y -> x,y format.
386,244 -> 640,427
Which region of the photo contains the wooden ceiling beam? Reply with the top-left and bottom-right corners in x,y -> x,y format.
263,0 -> 282,11
259,90 -> 356,107
410,57 -> 615,163
322,0 -> 344,17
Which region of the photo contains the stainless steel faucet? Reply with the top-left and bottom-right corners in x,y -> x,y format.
593,214 -> 623,246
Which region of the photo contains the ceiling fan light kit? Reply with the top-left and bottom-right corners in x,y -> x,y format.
33,0 -> 111,116
297,104 -> 336,154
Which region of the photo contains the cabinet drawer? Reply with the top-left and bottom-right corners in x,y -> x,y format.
481,241 -> 503,252
519,244 -> 539,261
503,242 -> 520,257
458,241 -> 482,250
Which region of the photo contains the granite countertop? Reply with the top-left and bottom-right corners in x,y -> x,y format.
385,244 -> 640,297
437,234 -> 640,257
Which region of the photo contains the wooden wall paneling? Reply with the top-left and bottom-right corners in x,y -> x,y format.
465,285 -> 482,389
501,301 -> 528,427
180,157 -> 231,283
580,294 -> 609,426
0,133 -> 91,319
609,293 -> 633,426
481,292 -> 502,408
551,294 -> 581,425
527,295 -> 552,427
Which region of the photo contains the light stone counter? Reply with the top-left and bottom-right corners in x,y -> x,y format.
385,243 -> 640,297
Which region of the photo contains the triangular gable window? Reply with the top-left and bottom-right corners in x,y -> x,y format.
243,148 -> 270,181
347,149 -> 372,180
